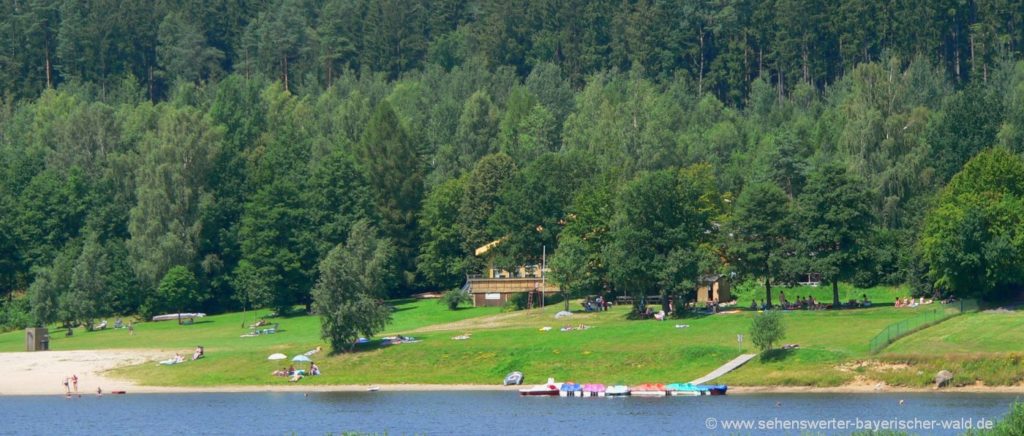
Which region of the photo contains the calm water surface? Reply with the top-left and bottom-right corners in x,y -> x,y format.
0,391 -> 1018,435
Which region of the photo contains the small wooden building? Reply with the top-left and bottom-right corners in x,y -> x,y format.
696,274 -> 730,303
467,238 -> 559,307
467,277 -> 558,307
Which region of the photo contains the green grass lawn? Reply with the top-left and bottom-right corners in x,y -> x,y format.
730,283 -> 909,308
885,311 -> 1024,354
0,298 -> 503,354
2,292 -> 1019,389
862,310 -> 1024,387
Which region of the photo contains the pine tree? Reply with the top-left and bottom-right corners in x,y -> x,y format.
357,101 -> 424,288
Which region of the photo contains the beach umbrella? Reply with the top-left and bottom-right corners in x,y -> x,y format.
267,353 -> 287,360
292,355 -> 312,362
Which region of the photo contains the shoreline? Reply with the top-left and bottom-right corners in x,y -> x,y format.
728,385 -> 1024,395
7,383 -> 1024,397
3,350 -> 1023,396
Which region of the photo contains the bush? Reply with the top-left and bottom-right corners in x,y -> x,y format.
750,309 -> 786,354
0,293 -> 32,331
966,402 -> 1024,435
439,288 -> 470,310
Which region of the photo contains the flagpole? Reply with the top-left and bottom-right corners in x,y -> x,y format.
541,245 -> 546,310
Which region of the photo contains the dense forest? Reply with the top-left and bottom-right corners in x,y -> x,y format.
2,0 -> 1024,329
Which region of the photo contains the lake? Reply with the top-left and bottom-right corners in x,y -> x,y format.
0,391 -> 1018,435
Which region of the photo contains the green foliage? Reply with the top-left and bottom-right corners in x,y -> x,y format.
795,164 -> 877,306
67,232 -> 133,324
357,101 -> 424,287
922,148 -> 1024,300
457,153 -> 518,273
548,176 -> 617,301
2,0 -> 1024,103
312,220 -> 396,352
966,402 -> 1024,436
154,266 -> 204,320
157,12 -> 224,85
127,105 -> 222,294
728,182 -> 793,307
5,7 -> 1024,328
439,288 -> 470,311
928,85 -> 1005,184
417,177 -> 468,289
608,166 -> 720,310
750,309 -> 786,353
490,152 -> 593,266
0,292 -> 31,331
231,260 -> 273,316
27,242 -> 80,327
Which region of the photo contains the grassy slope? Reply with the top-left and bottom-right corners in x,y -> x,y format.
885,311 -> 1024,354
0,299 -> 503,353
4,285 -> 1018,388
870,311 -> 1024,387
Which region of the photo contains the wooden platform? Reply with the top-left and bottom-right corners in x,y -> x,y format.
689,353 -> 757,385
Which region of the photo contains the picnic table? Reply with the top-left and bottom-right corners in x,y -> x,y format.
246,323 -> 279,336
615,295 -> 663,305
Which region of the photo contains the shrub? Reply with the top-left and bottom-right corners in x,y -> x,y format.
439,288 -> 470,310
966,402 -> 1024,435
0,293 -> 31,331
750,309 -> 786,354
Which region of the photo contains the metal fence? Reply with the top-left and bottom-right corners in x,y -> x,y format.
868,299 -> 979,354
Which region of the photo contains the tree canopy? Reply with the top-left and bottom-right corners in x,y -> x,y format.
4,4 -> 1024,329
311,220 -> 396,352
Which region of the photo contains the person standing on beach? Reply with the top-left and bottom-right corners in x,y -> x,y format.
62,376 -> 70,395
71,374 -> 78,394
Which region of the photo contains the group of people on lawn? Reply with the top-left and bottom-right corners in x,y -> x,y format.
749,292 -> 873,311
581,295 -> 610,312
895,296 -> 933,308
273,362 -> 320,382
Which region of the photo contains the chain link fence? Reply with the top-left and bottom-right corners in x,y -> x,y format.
868,299 -> 979,354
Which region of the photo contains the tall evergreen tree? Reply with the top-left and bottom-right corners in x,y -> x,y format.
157,12 -> 225,85
357,101 -> 424,288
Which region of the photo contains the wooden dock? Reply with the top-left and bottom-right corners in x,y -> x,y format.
689,353 -> 757,385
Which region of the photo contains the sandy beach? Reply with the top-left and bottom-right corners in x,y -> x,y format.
0,350 -> 524,396
3,350 -> 1023,396
0,350 -> 168,396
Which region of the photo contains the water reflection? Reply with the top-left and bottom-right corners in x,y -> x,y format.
0,391 -> 1018,435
